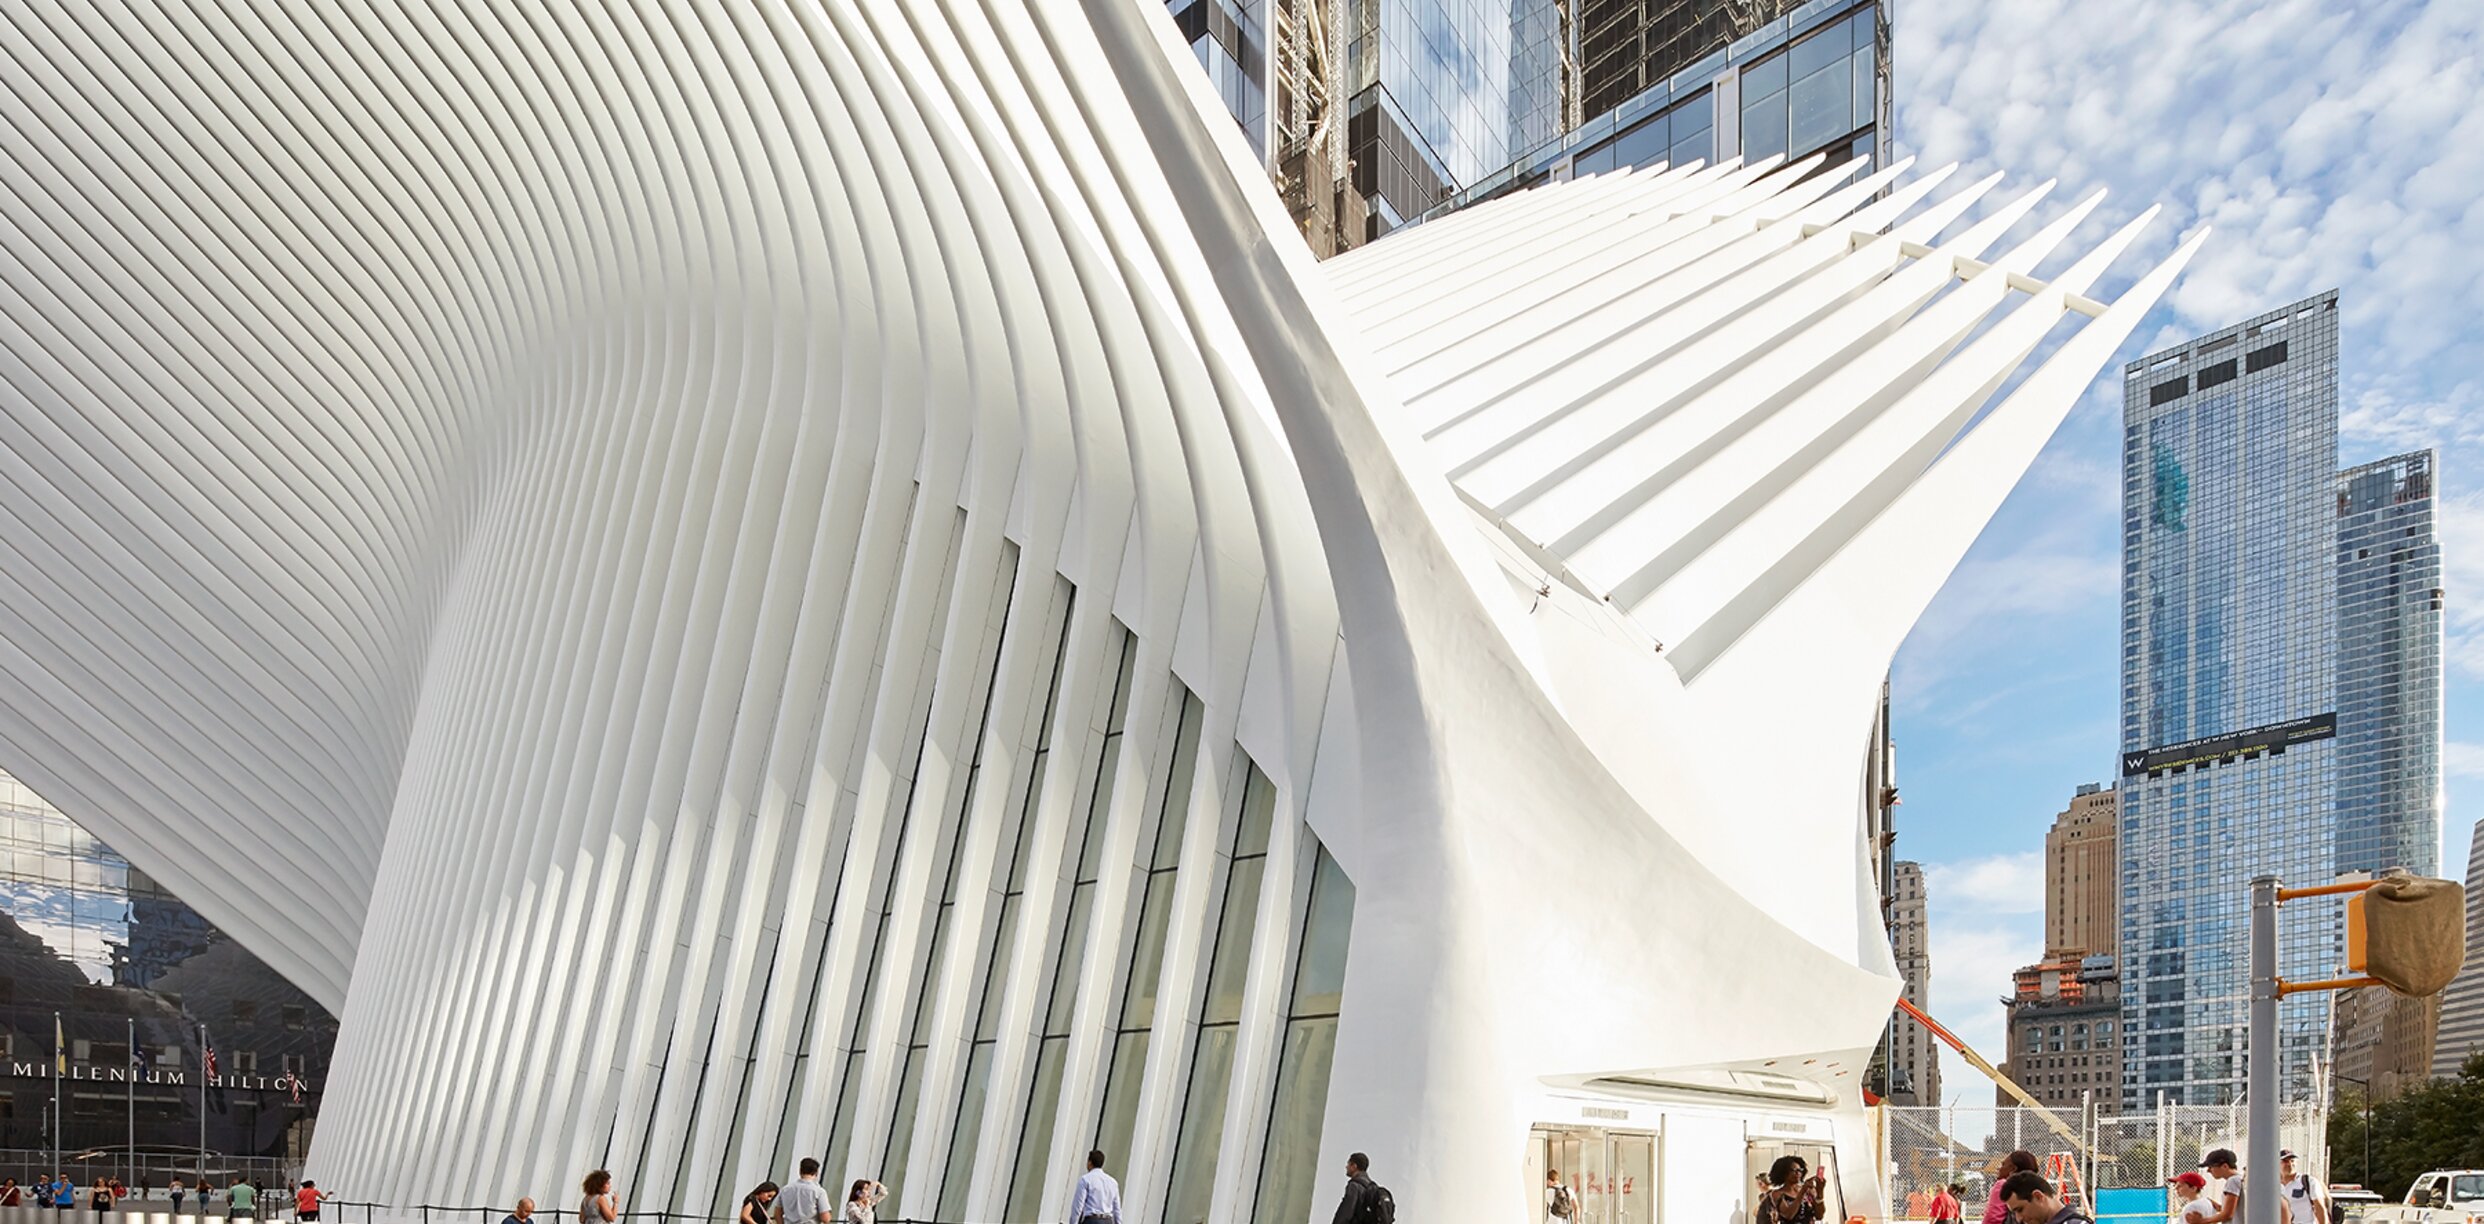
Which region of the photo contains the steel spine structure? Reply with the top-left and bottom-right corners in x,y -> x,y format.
0,0 -> 2197,1220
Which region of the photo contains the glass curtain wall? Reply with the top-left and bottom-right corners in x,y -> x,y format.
1162,763 -> 1279,1221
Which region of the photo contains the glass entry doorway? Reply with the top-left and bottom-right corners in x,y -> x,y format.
1528,1125 -> 1657,1224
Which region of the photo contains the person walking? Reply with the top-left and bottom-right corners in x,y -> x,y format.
90,1181 -> 113,1224
774,1161 -> 831,1224
1986,1153 -> 2040,1224
2200,1150 -> 2243,1224
1931,1182 -> 1964,1224
294,1181 -> 324,1223
1067,1150 -> 1123,1224
2278,1152 -> 2328,1224
169,1178 -> 185,1216
1329,1153 -> 1392,1224
2,1178 -> 20,1207
580,1172 -> 618,1224
226,1179 -> 255,1222
498,1198 -> 535,1224
737,1182 -> 779,1224
1546,1168 -> 1578,1222
55,1177 -> 76,1213
839,1181 -> 884,1224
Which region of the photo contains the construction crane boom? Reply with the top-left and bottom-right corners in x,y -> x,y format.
1893,996 -> 2096,1162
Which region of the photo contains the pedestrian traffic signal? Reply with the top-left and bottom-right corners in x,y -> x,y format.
2347,874 -> 2465,996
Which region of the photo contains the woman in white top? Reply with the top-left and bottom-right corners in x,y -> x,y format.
2174,1172 -> 2218,1224
841,1180 -> 884,1224
579,1171 -> 617,1224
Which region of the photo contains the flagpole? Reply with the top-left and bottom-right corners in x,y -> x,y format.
197,1024 -> 207,1194
127,1015 -> 136,1189
53,1010 -> 62,1184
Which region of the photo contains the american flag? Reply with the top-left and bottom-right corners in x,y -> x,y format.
204,1044 -> 217,1079
286,1074 -> 302,1106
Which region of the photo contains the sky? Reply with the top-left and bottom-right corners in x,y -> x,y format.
1885,0 -> 2484,1107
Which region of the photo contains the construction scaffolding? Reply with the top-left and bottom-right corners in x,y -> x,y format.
1880,1101 -> 2330,1224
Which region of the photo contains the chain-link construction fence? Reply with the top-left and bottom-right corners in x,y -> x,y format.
1882,1104 -> 2329,1224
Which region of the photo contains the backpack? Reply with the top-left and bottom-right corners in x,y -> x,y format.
1357,1181 -> 1397,1224
1552,1184 -> 1578,1218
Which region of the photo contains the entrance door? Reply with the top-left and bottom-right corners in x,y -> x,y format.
1531,1126 -> 1654,1224
1613,1132 -> 1657,1224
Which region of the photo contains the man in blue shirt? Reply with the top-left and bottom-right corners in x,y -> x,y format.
1066,1150 -> 1122,1224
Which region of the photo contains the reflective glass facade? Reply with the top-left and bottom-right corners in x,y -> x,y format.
1413,0 -> 1887,225
1343,0 -> 1549,233
1168,0 -> 1270,153
0,769 -> 336,1159
2334,452 -> 2443,878
2117,293 -> 2342,1108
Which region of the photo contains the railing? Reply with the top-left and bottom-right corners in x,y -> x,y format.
0,1151 -> 304,1201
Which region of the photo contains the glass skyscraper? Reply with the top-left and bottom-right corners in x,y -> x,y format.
2117,292 -> 2444,1110
2334,451 -> 2443,878
2118,293 -> 2343,1108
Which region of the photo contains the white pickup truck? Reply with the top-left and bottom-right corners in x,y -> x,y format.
2362,1172 -> 2484,1224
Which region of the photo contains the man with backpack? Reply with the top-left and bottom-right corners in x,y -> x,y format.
1547,1168 -> 1579,1221
1331,1153 -> 1394,1224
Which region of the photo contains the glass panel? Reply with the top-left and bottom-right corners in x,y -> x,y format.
1075,736 -> 1123,882
1291,849 -> 1356,1016
878,1047 -> 927,1217
1201,857 -> 1267,1026
938,1043 -> 994,1221
1741,52 -> 1787,99
1742,90 -> 1789,162
1234,767 -> 1276,857
1853,42 -> 1877,128
1789,24 -> 1846,83
1006,1037 -> 1069,1223
1575,139 -> 1619,177
1046,882 -> 1094,1033
974,893 -> 1021,1041
1122,876 -> 1178,1028
1095,1029 -> 1151,1169
1672,90 -> 1714,137
1672,133 -> 1711,170
1249,1016 -> 1340,1224
1153,694 -> 1204,870
1614,114 -> 1669,168
1789,61 -> 1852,155
1849,7 -> 1877,51
1163,1026 -> 1239,1224
820,1049 -> 865,1191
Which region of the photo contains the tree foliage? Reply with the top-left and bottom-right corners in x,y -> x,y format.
2329,1055 -> 2484,1198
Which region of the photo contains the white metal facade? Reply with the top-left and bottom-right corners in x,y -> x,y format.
0,1 -> 2197,1220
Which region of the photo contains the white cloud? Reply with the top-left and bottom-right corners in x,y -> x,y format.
1923,851 -> 2047,915
1923,896 -> 2046,1111
1895,0 -> 2484,681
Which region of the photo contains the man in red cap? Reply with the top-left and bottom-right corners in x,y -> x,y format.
2171,1172 -> 2215,1224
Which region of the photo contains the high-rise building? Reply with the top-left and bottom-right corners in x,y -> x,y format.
2334,451 -> 2443,877
1997,958 -> 2122,1113
2047,784 -> 2118,960
1887,861 -> 1941,1105
2431,820 -> 2484,1077
2334,987 -> 2438,1105
2117,292 -> 2345,1109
